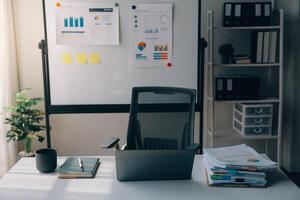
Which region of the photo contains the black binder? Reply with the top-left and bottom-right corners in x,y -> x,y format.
241,3 -> 253,26
215,76 -> 225,100
233,3 -> 242,26
223,2 -> 272,27
215,75 -> 260,100
262,2 -> 272,26
224,75 -> 234,99
223,3 -> 234,26
254,3 -> 264,26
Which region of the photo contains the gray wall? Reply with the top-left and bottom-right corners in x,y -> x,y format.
276,0 -> 300,171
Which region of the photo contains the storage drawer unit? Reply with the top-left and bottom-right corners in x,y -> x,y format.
233,120 -> 272,136
233,103 -> 273,137
234,103 -> 273,116
234,111 -> 272,126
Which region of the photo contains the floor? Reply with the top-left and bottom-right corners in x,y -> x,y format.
282,168 -> 300,188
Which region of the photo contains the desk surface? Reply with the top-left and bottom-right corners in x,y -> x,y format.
0,156 -> 299,200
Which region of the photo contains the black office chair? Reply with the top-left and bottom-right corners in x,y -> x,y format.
102,87 -> 200,152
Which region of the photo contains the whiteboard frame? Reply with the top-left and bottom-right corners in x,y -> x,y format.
41,0 -> 203,113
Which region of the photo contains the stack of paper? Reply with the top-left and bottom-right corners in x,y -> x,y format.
204,144 -> 276,187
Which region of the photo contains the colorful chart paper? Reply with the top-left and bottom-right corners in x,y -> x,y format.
130,3 -> 173,68
56,2 -> 119,45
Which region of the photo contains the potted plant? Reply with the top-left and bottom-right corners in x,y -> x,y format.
3,89 -> 46,157
219,44 -> 234,64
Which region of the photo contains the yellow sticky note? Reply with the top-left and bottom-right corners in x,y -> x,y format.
76,53 -> 87,64
89,53 -> 101,64
62,53 -> 72,64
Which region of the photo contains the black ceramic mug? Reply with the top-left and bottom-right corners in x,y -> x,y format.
35,148 -> 57,173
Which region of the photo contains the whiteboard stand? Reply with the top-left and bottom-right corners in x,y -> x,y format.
39,0 -> 204,152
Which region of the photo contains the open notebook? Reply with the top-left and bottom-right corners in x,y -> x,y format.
58,157 -> 100,179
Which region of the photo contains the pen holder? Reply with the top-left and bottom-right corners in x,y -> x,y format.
35,148 -> 57,173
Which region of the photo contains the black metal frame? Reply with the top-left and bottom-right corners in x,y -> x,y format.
40,0 -> 206,154
127,87 -> 196,150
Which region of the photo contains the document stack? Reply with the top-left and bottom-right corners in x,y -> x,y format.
232,55 -> 251,64
204,144 -> 277,188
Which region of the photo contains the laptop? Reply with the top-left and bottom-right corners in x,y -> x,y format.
115,150 -> 195,181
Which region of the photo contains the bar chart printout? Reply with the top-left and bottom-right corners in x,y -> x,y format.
56,1 -> 119,45
63,16 -> 84,27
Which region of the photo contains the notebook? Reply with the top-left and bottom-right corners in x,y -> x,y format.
58,157 -> 100,179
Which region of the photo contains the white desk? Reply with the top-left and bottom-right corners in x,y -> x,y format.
0,156 -> 299,200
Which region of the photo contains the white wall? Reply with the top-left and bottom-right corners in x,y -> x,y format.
13,0 -> 45,151
13,0 -> 200,156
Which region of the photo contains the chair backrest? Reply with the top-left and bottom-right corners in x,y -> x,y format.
126,87 -> 196,150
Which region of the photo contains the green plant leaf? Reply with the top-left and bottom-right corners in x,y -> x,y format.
36,135 -> 45,143
3,89 -> 45,144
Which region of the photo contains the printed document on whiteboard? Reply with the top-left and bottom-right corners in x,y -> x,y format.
55,1 -> 119,45
130,3 -> 173,68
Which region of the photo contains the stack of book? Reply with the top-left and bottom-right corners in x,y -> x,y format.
204,144 -> 277,188
232,55 -> 251,64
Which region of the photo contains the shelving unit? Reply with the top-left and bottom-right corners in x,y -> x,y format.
204,9 -> 284,165
214,26 -> 281,30
214,63 -> 280,67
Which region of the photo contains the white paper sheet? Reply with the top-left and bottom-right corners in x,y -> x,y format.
205,144 -> 277,168
130,3 -> 173,68
56,2 -> 119,45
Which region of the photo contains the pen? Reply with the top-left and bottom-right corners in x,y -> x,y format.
78,158 -> 84,172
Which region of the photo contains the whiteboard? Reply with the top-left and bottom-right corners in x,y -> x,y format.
44,0 -> 199,105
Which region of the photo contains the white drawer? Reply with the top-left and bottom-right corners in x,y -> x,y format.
234,111 -> 272,127
233,120 -> 272,137
234,103 -> 273,117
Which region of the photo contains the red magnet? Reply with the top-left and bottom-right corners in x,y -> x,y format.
167,62 -> 172,67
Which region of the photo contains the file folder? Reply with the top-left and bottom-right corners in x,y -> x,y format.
233,4 -> 242,26
241,3 -> 253,26
215,75 -> 260,100
254,3 -> 263,26
262,2 -> 272,26
216,76 -> 225,100
268,31 -> 277,63
256,32 -> 264,63
224,3 -> 234,26
263,32 -> 270,63
223,2 -> 272,27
